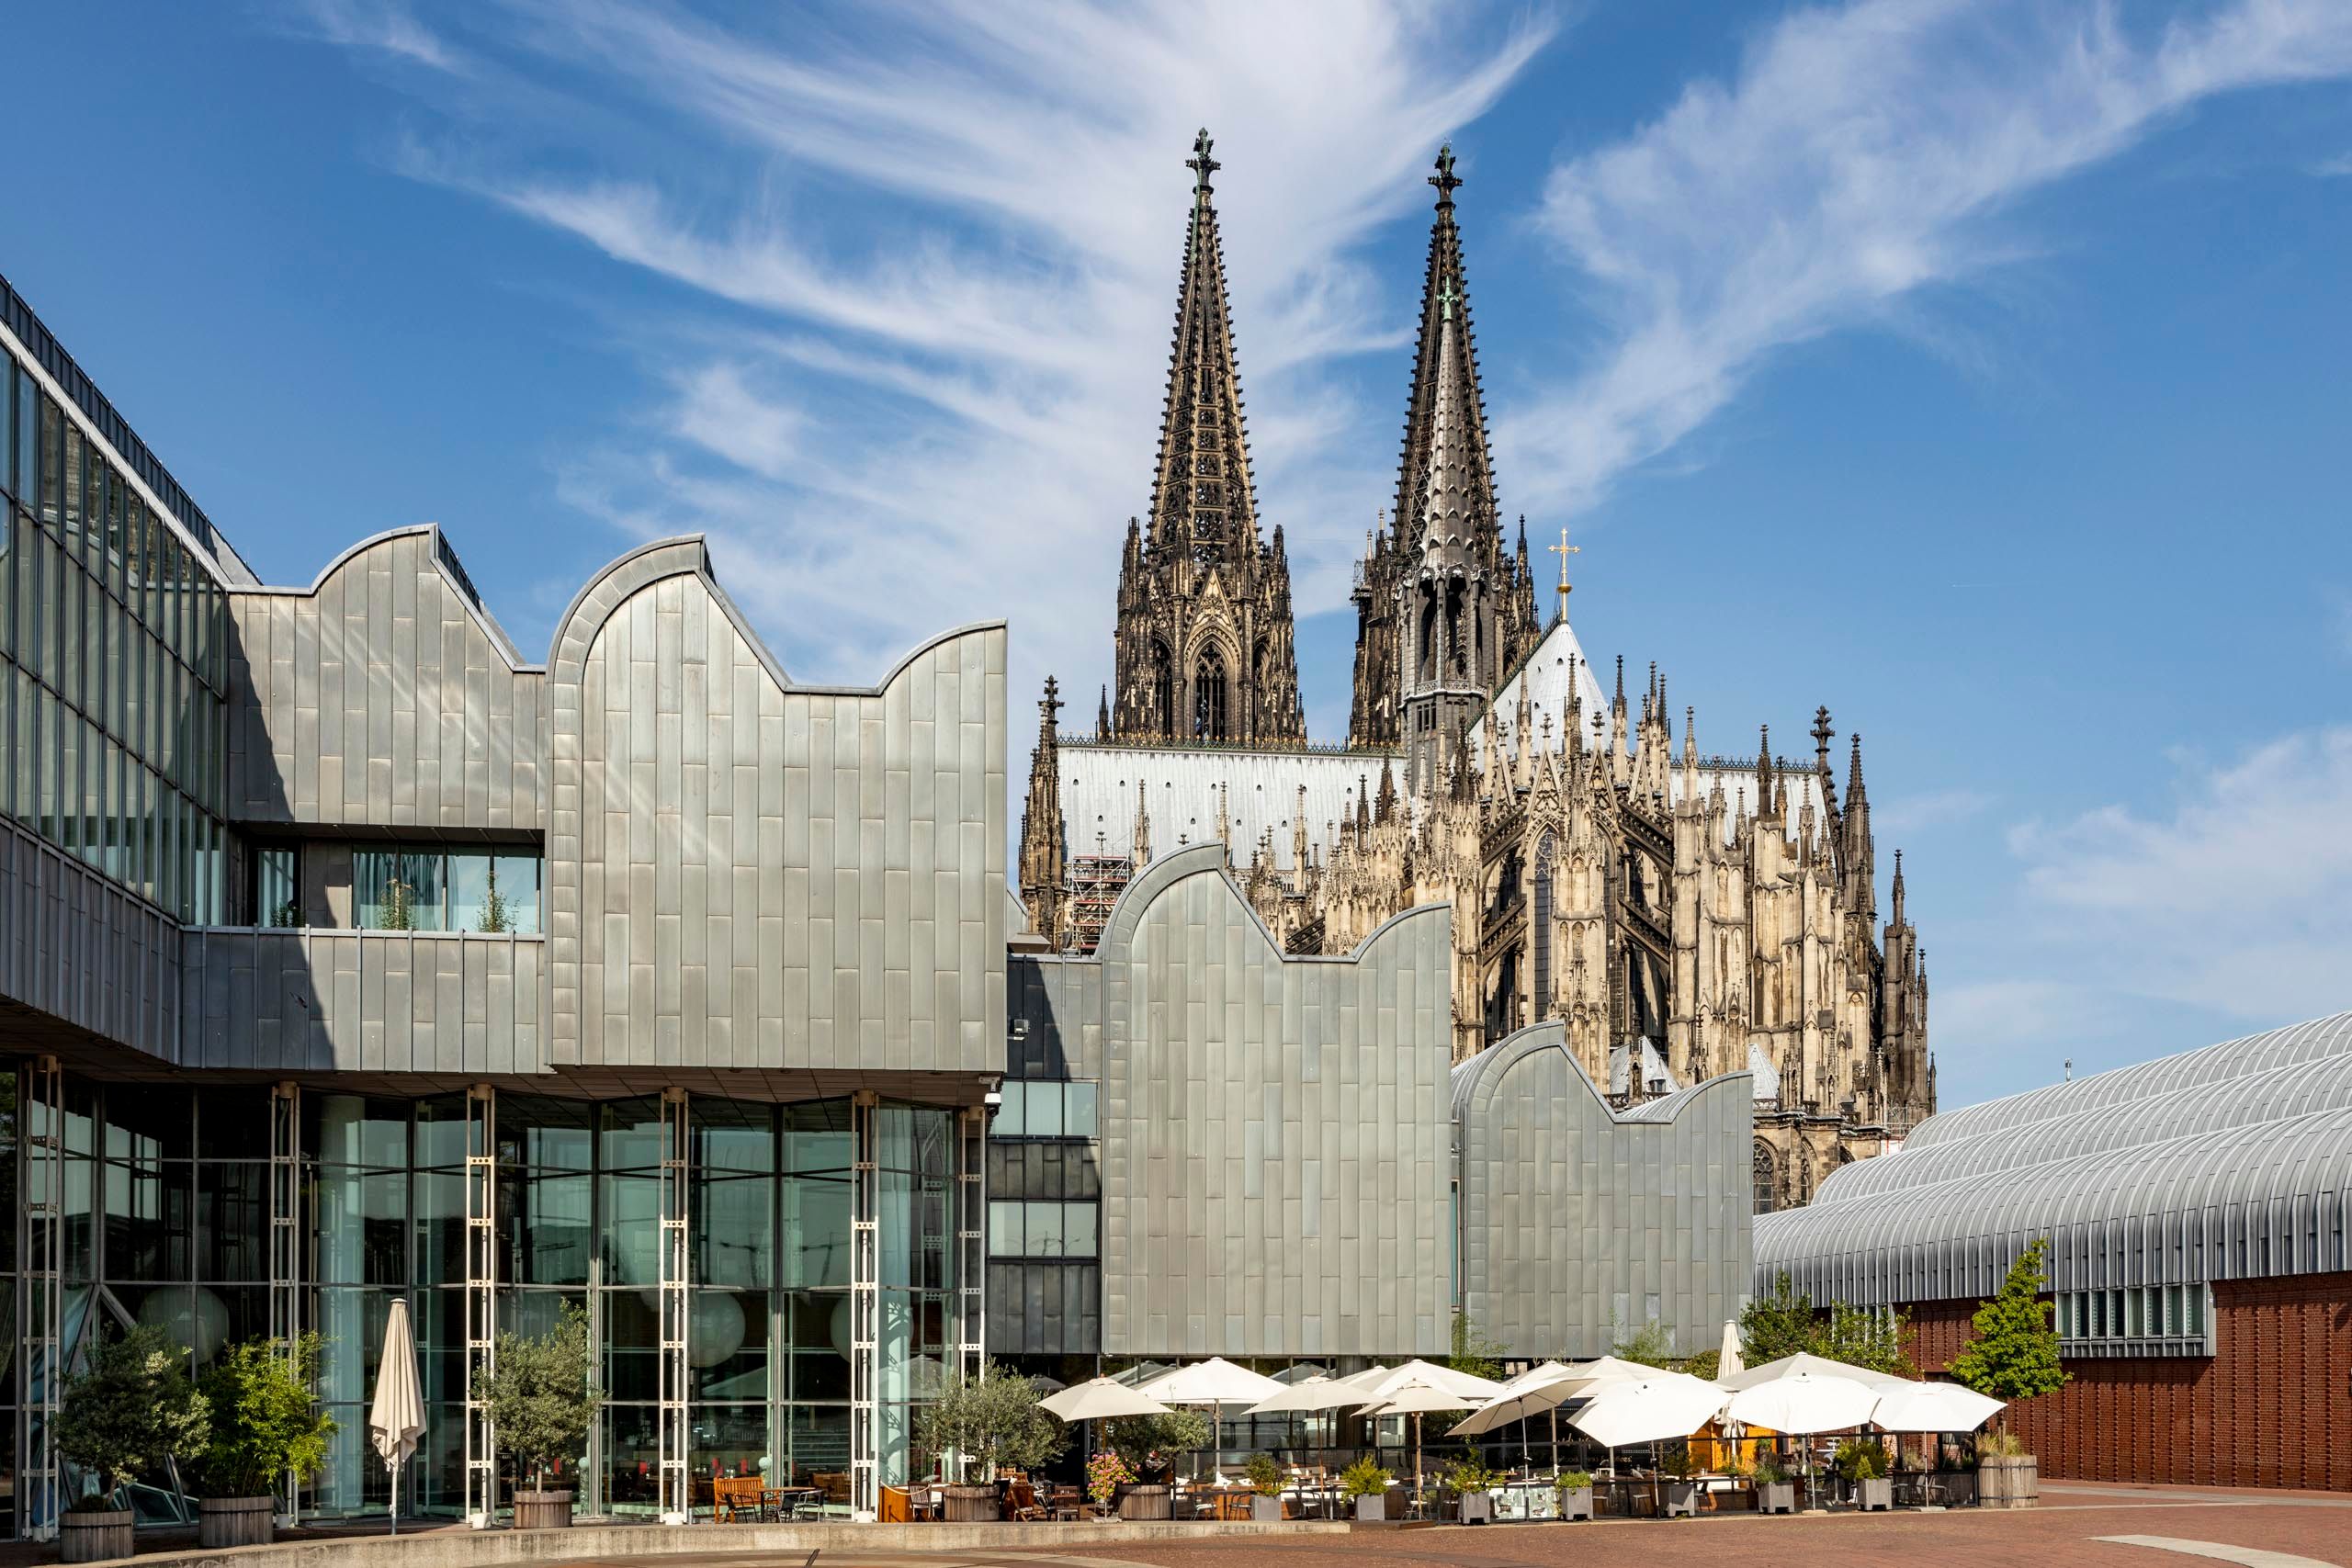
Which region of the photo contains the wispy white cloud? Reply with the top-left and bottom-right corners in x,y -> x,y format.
1948,727 -> 2352,1089
1875,786 -> 1994,838
2312,149 -> 2352,175
350,0 -> 1548,705
1499,0 -> 2352,518
277,0 -> 467,73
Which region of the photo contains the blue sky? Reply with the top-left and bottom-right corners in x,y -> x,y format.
6,1 -> 2351,1109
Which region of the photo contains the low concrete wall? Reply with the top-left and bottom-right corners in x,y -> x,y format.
95,1518 -> 1348,1568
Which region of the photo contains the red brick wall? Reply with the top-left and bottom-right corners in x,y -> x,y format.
1897,1271 -> 2352,1491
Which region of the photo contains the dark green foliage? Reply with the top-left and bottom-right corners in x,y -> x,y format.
194,1337 -> 338,1496
1949,1238 -> 2069,1418
56,1325 -> 209,1499
1339,1457 -> 1392,1499
915,1361 -> 1065,1482
1834,1438 -> 1888,1481
1244,1451 -> 1283,1496
1739,1271 -> 1820,1365
1102,1407 -> 1211,1478
473,1302 -> 602,1486
1611,1317 -> 1675,1368
1679,1348 -> 1721,1381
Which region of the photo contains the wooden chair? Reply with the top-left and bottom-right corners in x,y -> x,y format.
812,1471 -> 853,1516
1006,1479 -> 1050,1522
714,1475 -> 768,1523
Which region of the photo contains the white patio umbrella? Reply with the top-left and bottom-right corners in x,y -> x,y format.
1041,1376 -> 1174,1422
1351,1359 -> 1505,1404
1448,1361 -> 1573,1472
1137,1358 -> 1284,1481
1723,1360 -> 1884,1508
1718,1350 -> 1903,1392
1871,1382 -> 2004,1435
368,1298 -> 424,1535
1243,1374 -> 1366,1416
1359,1379 -> 1476,1501
1567,1371 -> 1726,1515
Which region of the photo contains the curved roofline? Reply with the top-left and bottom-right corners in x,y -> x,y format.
230,524 -> 532,671
1085,842 -> 1448,970
1453,1021 -> 1750,1128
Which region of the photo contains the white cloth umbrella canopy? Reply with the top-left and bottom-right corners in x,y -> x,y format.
1719,1350 -> 1904,1393
1566,1372 -> 1727,1450
1447,1356 -> 1651,1437
368,1297 -> 425,1534
1041,1377 -> 1174,1422
1723,1369 -> 1883,1435
1242,1375 -> 1366,1416
1351,1359 -> 1504,1405
1358,1378 -> 1475,1497
1871,1382 -> 2004,1434
1718,1322 -> 1744,1380
1136,1357 -> 1284,1404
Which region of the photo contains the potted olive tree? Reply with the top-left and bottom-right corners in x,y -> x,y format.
1754,1452 -> 1797,1515
915,1362 -> 1065,1522
55,1325 -> 209,1562
1553,1469 -> 1594,1521
473,1303 -> 602,1529
1244,1451 -> 1285,1522
193,1337 -> 338,1546
1102,1408 -> 1210,1520
1443,1452 -> 1498,1524
1835,1438 -> 1892,1511
1340,1457 -> 1392,1522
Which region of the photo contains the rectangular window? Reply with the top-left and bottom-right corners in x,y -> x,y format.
1065,1081 -> 1098,1139
257,846 -> 300,927
1060,1202 -> 1098,1258
1024,1199 -> 1062,1258
14,370 -> 33,505
987,1201 -> 1022,1257
38,393 -> 61,525
355,848 -> 447,931
994,1083 -> 1025,1137
1026,1082 -> 1064,1138
2186,1284 -> 2205,1337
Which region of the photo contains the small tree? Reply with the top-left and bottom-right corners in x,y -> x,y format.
194,1337 -> 339,1497
56,1325 -> 209,1506
1948,1237 -> 2068,1431
1448,1311 -> 1505,1382
915,1362 -> 1065,1483
1102,1407 -> 1212,1481
377,875 -> 414,932
1338,1457 -> 1392,1499
1740,1270 -> 1819,1365
1679,1348 -> 1721,1381
473,1303 -> 602,1490
1821,1301 -> 1917,1378
1610,1317 -> 1675,1368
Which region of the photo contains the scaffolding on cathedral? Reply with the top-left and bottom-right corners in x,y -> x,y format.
1068,852 -> 1134,953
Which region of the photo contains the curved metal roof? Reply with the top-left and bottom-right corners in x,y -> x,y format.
1757,1011 -> 2352,1305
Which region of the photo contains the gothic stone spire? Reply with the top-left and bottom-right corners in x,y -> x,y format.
1016,677 -> 1068,945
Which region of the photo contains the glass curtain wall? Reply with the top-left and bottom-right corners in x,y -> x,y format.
0,355 -> 230,924
6,1074 -> 960,1532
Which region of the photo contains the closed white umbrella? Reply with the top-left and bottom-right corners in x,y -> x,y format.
1717,1322 -> 1744,1380
1041,1377 -> 1174,1423
1137,1359 -> 1284,1482
1871,1382 -> 2003,1435
368,1298 -> 424,1535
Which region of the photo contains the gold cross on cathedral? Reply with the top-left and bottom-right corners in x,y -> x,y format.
1549,526 -> 1579,621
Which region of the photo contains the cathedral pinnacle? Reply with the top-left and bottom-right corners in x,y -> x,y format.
1187,127 -> 1218,195
1430,141 -> 1462,208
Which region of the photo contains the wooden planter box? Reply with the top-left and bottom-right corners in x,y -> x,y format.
1458,1492 -> 1492,1524
1979,1455 -> 2038,1509
1555,1485 -> 1592,1521
1250,1495 -> 1283,1522
943,1484 -> 1000,1522
513,1490 -> 575,1529
62,1508 -> 134,1563
199,1495 -> 277,1548
1115,1483 -> 1169,1521
1353,1493 -> 1385,1521
1759,1481 -> 1797,1515
1857,1477 -> 1893,1512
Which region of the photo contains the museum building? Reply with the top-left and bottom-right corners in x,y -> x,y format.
0,270 -> 1753,1538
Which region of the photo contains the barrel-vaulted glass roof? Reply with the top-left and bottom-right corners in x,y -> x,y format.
1755,1011 -> 2352,1306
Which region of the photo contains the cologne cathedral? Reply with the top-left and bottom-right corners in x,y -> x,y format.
1016,133 -> 1934,1210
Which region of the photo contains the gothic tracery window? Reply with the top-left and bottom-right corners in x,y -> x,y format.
1752,1142 -> 1779,1214
1194,650 -> 1229,741
1532,833 -> 1557,1018
1151,642 -> 1174,739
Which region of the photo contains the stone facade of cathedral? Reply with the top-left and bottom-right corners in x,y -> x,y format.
1017,137 -> 1934,1210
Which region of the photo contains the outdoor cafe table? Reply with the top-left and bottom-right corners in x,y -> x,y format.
765,1485 -> 820,1519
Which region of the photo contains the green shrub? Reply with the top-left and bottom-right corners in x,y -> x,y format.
1977,1429 -> 2029,1461
1833,1438 -> 1888,1482
1661,1440 -> 1698,1479
1244,1451 -> 1283,1496
1554,1470 -> 1593,1493
194,1337 -> 338,1496
1339,1458 -> 1392,1500
1442,1451 -> 1500,1495
1752,1452 -> 1791,1485
56,1324 -> 209,1502
1102,1407 -> 1212,1479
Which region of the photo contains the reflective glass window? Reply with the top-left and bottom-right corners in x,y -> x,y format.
257,845 -> 299,926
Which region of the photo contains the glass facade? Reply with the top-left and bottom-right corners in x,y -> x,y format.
0,353 -> 229,923
0,1072 -> 966,1532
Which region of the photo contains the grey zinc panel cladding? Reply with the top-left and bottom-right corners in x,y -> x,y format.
3,816 -> 183,1062
544,538 -> 1006,1075
227,526 -> 541,829
1012,844 -> 1453,1359
1454,1023 -> 1752,1361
